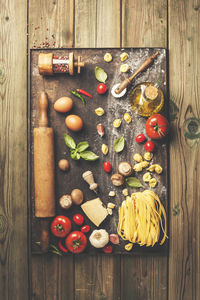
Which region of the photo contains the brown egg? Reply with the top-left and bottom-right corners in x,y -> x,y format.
58,159 -> 69,171
54,97 -> 73,113
65,115 -> 83,132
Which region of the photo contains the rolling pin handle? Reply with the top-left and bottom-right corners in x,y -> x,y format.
40,219 -> 50,253
38,92 -> 49,127
151,51 -> 159,59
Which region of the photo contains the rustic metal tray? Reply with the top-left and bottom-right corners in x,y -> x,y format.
30,48 -> 168,255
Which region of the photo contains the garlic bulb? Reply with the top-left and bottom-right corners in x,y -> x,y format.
89,229 -> 109,248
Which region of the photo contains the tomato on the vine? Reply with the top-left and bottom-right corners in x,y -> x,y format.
145,114 -> 169,140
81,225 -> 90,233
102,245 -> 113,254
65,231 -> 87,253
97,83 -> 107,94
73,214 -> 84,226
103,162 -> 112,173
135,133 -> 146,143
51,216 -> 71,238
144,141 -> 155,152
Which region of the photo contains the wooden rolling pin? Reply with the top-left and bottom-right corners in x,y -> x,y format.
34,92 -> 55,252
115,51 -> 159,94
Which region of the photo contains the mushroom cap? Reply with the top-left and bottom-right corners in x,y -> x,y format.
111,173 -> 124,186
117,161 -> 133,176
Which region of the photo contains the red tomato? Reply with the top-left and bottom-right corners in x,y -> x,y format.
81,225 -> 90,233
136,133 -> 146,143
145,114 -> 169,140
103,162 -> 112,173
144,141 -> 155,152
102,245 -> 113,254
65,231 -> 87,253
97,83 -> 107,94
73,214 -> 84,226
51,216 -> 71,238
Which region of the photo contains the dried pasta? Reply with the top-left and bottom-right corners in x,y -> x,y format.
117,190 -> 167,247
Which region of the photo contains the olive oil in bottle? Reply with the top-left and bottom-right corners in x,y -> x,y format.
129,82 -> 164,117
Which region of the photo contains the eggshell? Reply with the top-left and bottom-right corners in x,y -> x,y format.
54,97 -> 73,113
65,115 -> 83,132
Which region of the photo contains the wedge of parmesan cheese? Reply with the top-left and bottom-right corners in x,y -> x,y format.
81,198 -> 108,227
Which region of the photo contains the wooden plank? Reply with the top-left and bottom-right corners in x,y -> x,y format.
121,1 -> 168,299
75,0 -> 97,48
74,1 -> 121,299
122,0 -> 167,47
29,0 -> 74,49
168,0 -> 200,299
0,1 -> 29,300
96,0 -> 121,47
29,1 -> 75,300
121,256 -> 167,299
75,255 -> 121,300
32,254 -> 74,300
75,0 -> 121,48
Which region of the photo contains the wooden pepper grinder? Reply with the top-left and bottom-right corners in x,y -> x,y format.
38,52 -> 85,76
82,171 -> 98,193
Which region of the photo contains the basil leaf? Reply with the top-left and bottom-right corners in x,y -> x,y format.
95,67 -> 108,83
77,141 -> 89,153
126,177 -> 143,188
64,133 -> 76,150
114,136 -> 125,153
80,151 -> 99,161
70,149 -> 80,160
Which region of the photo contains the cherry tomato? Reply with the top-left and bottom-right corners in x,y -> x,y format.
81,225 -> 90,233
73,214 -> 84,226
58,239 -> 68,253
51,216 -> 71,238
145,114 -> 169,140
103,162 -> 112,173
102,245 -> 113,254
136,133 -> 146,143
144,141 -> 155,152
97,83 -> 107,94
65,231 -> 87,253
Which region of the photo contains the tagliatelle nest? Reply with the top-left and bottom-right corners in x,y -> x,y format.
117,190 -> 168,247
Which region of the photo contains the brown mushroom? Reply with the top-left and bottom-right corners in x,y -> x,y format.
117,161 -> 133,176
111,174 -> 124,186
59,194 -> 72,210
71,189 -> 84,205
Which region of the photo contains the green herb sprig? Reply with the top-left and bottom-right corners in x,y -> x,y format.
64,134 -> 99,161
35,242 -> 62,256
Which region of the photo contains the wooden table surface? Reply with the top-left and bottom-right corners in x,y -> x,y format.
0,1 -> 199,299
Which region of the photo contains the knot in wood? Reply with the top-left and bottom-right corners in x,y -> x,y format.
184,117 -> 200,140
